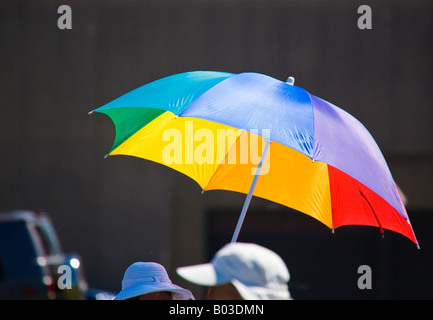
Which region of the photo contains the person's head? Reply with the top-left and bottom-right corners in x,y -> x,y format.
176,242 -> 291,300
126,290 -> 173,300
114,262 -> 194,300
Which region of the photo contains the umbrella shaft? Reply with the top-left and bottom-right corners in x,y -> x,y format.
231,140 -> 271,243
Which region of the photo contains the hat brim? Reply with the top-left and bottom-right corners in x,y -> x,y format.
114,282 -> 194,300
231,279 -> 292,300
176,263 -> 221,287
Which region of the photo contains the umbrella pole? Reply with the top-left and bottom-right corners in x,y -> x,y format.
231,139 -> 271,243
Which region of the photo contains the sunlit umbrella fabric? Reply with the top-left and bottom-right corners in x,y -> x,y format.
91,71 -> 418,245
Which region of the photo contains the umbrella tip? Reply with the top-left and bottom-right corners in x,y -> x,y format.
286,76 -> 295,85
88,110 -> 94,115
104,154 -> 109,159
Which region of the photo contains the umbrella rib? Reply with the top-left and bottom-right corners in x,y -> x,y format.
231,139 -> 272,243
359,190 -> 384,237
201,130 -> 246,193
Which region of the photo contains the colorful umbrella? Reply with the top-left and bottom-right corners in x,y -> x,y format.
90,71 -> 418,247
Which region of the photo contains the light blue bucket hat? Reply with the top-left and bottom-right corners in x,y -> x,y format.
114,262 -> 194,300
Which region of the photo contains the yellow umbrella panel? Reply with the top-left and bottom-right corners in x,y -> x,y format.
109,110 -> 333,229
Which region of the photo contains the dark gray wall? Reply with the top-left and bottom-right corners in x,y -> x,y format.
1,0 -> 432,298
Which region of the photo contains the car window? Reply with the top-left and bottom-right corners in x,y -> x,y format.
35,225 -> 60,256
0,221 -> 42,278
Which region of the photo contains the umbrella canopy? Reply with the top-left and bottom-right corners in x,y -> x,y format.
90,71 -> 418,247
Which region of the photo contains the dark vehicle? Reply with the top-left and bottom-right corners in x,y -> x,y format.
0,210 -> 88,299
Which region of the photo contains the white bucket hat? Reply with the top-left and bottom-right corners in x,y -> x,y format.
176,243 -> 291,300
114,262 -> 194,300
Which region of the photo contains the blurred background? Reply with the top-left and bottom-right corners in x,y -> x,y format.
1,0 -> 432,299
